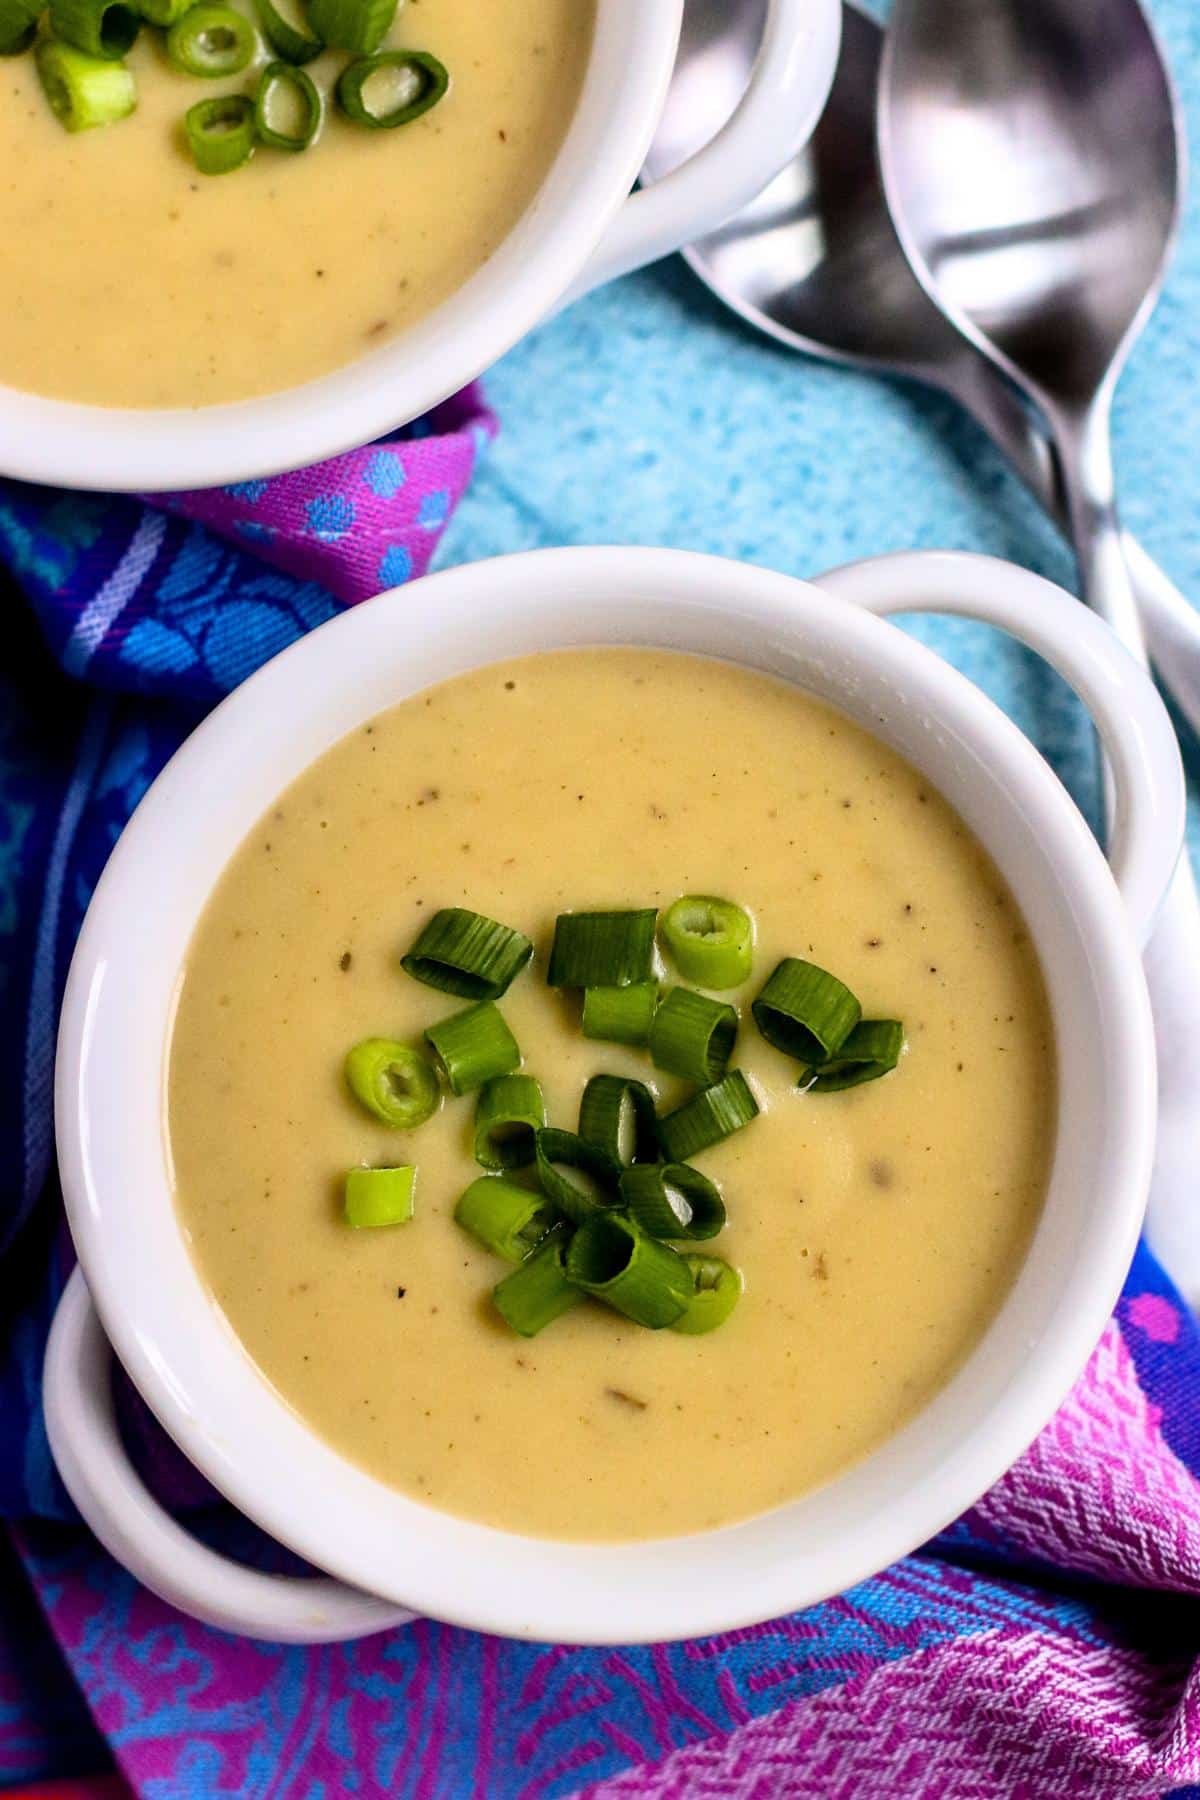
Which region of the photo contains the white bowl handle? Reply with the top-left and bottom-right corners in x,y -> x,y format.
561,0 -> 842,307
812,550 -> 1185,948
44,1267 -> 413,1643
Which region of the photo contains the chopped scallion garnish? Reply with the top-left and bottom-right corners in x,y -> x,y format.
577,1073 -> 657,1168
49,0 -> 138,58
581,981 -> 657,1047
336,47 -> 449,128
344,1037 -> 440,1130
533,1127 -> 619,1225
547,909 -> 657,990
454,1174 -> 556,1262
648,986 -> 737,1085
802,1019 -> 905,1091
167,3 -> 255,75
473,1074 -> 545,1171
402,906 -> 533,1001
661,895 -> 754,989
254,57 -> 320,149
184,91 -> 256,172
0,0 -> 42,55
565,1212 -> 692,1328
425,1000 -> 520,1096
752,958 -> 861,1064
35,37 -> 134,128
618,1162 -> 725,1241
492,1223 -> 581,1337
669,1255 -> 743,1334
344,1164 -> 416,1228
252,0 -> 320,61
657,1070 -> 760,1162
307,0 -> 394,52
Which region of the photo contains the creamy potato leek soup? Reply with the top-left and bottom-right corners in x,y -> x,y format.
0,0 -> 591,407
167,649 -> 1055,1542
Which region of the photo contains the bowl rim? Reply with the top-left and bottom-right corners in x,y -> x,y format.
0,1 -> 680,493
55,545 -> 1157,1642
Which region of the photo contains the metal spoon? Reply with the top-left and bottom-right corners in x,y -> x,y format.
643,0 -> 1200,1300
642,0 -> 1200,737
881,0 -> 1200,1298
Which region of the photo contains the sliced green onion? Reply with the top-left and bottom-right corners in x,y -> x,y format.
0,0 -> 42,56
534,1127 -> 619,1226
581,981 -> 657,1047
167,2 -> 254,73
425,1000 -> 519,1096
565,1213 -> 692,1328
308,0 -> 393,52
547,909 -> 657,990
35,38 -> 134,126
657,1070 -> 760,1162
184,92 -> 256,172
336,47 -> 448,127
648,986 -> 737,1085
752,958 -> 861,1064
344,1164 -> 416,1228
253,0 -> 320,60
401,907 -> 532,1002
661,895 -> 754,989
49,0 -> 137,56
254,57 -> 319,148
618,1163 -> 725,1241
473,1074 -> 545,1171
802,1019 -> 905,1091
577,1074 -> 658,1168
344,1037 -> 440,1129
134,0 -> 191,25
670,1256 -> 743,1335
492,1223 -> 582,1337
454,1175 -> 556,1262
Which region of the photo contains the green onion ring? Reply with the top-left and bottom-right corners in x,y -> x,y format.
577,1074 -> 658,1168
35,37 -> 135,126
344,1164 -> 416,1228
492,1223 -> 582,1337
581,981 -> 658,1047
657,1070 -> 760,1163
454,1175 -> 557,1262
618,1162 -> 725,1241
167,3 -> 256,76
254,57 -> 320,148
184,92 -> 256,172
401,906 -> 533,1001
661,895 -> 754,989
669,1256 -> 743,1335
547,908 -> 657,990
307,0 -> 392,53
802,1019 -> 905,1091
335,46 -> 448,128
752,958 -> 861,1064
648,986 -> 738,1085
425,1000 -> 520,1096
0,0 -> 42,55
343,1036 -> 440,1129
565,1212 -> 692,1329
533,1127 -> 620,1226
49,0 -> 138,58
473,1074 -> 546,1171
252,0 -> 320,61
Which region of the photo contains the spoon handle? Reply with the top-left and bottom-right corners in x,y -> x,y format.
955,365 -> 1200,740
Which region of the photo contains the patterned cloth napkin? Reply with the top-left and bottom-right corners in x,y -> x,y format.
0,388 -> 1198,1800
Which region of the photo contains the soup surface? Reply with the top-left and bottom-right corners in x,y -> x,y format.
168,649 -> 1055,1541
0,0 -> 590,407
